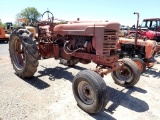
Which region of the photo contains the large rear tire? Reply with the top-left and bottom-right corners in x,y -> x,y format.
9,28 -> 39,78
111,58 -> 140,88
72,70 -> 108,114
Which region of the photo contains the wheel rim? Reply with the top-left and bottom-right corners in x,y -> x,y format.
78,81 -> 95,105
12,36 -> 25,69
133,60 -> 143,72
115,66 -> 132,82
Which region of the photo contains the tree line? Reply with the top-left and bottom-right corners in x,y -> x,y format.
0,7 -> 41,28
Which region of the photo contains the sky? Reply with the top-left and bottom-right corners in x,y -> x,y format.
0,0 -> 160,26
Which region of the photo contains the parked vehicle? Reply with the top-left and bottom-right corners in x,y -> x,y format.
118,12 -> 159,73
9,11 -> 141,114
0,26 -> 9,43
119,25 -> 130,37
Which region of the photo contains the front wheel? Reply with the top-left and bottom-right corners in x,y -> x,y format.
72,70 -> 108,114
111,58 -> 140,88
132,58 -> 146,74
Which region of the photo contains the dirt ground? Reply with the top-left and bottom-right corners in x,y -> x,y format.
0,42 -> 160,120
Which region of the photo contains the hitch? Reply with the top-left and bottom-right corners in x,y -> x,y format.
92,61 -> 123,77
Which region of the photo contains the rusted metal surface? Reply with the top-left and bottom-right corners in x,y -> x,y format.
119,37 -> 157,59
71,52 -> 119,65
92,61 -> 123,77
54,22 -> 119,56
39,42 -> 54,58
36,10 -> 122,77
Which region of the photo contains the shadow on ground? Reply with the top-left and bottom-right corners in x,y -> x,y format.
37,65 -> 86,82
19,65 -> 149,120
15,73 -> 50,90
0,41 -> 8,44
23,76 -> 51,89
106,86 -> 149,114
142,67 -> 160,78
91,111 -> 116,120
19,65 -> 85,89
87,86 -> 148,120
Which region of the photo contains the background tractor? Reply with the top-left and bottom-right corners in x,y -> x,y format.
129,18 -> 160,42
16,18 -> 37,38
4,22 -> 13,34
9,11 -> 141,114
118,12 -> 158,73
0,22 -> 13,42
119,25 -> 130,37
0,26 -> 9,42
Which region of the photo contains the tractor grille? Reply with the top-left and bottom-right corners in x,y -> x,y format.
103,29 -> 117,54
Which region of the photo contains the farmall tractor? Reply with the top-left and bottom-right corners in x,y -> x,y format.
118,12 -> 158,73
127,14 -> 160,55
9,11 -> 141,114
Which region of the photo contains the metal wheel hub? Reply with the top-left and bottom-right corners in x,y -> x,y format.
78,81 -> 95,105
13,36 -> 25,69
116,66 -> 132,82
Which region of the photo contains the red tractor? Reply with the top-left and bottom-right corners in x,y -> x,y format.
0,26 -> 9,42
128,17 -> 160,55
0,22 -> 13,43
129,18 -> 160,41
9,11 -> 140,114
118,12 -> 159,73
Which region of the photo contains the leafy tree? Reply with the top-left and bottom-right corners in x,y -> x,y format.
0,21 -> 5,28
13,23 -> 18,28
20,7 -> 41,23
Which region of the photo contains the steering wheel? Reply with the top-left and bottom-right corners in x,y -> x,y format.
42,10 -> 54,23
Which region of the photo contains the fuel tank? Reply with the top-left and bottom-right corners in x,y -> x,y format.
145,30 -> 155,39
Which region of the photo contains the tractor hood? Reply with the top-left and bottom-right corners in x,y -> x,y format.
119,37 -> 156,47
54,22 -> 120,35
119,37 -> 157,59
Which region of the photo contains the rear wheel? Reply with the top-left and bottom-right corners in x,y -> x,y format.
9,28 -> 39,78
132,58 -> 146,74
72,70 -> 108,114
111,58 -> 140,88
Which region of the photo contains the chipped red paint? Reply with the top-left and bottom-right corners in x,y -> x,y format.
37,14 -> 122,76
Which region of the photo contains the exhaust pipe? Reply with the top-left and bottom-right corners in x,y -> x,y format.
133,12 -> 139,46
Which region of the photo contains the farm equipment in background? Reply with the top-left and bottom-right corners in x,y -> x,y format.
128,18 -> 160,42
4,22 -> 13,34
0,26 -> 10,42
9,10 -> 141,114
16,18 -> 37,38
119,25 -> 130,37
128,17 -> 160,55
0,22 -> 13,43
117,12 -> 159,73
